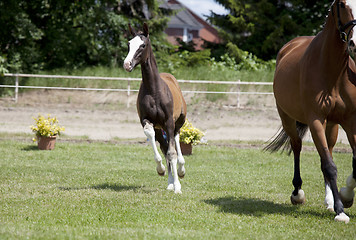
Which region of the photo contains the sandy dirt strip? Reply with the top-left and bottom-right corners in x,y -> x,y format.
0,90 -> 348,145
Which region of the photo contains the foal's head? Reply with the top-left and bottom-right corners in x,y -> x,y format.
123,23 -> 150,72
333,0 -> 356,59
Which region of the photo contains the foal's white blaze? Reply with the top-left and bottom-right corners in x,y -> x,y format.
123,36 -> 144,71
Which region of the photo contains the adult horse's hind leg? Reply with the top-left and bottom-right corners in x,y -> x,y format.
340,174 -> 356,208
308,118 -> 348,222
143,121 -> 166,176
175,134 -> 185,178
324,123 -> 339,211
340,123 -> 356,208
277,107 -> 306,204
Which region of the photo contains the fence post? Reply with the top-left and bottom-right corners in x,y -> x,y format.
127,80 -> 131,108
236,79 -> 240,109
15,74 -> 19,103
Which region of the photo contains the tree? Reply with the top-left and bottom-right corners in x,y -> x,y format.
0,0 -> 171,73
208,0 -> 331,60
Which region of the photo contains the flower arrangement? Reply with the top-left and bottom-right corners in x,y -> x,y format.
30,114 -> 65,139
179,119 -> 204,145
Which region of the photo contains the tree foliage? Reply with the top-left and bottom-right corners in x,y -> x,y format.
0,0 -> 336,74
209,0 -> 331,60
0,0 -> 171,73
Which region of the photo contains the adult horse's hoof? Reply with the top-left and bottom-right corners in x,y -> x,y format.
326,207 -> 334,213
340,187 -> 354,208
291,189 -> 306,205
334,212 -> 350,223
342,199 -> 354,209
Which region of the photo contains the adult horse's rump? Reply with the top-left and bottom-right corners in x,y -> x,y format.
266,0 -> 356,223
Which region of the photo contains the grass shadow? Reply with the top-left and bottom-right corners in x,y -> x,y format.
91,183 -> 143,192
59,183 -> 144,192
203,196 -> 338,218
21,145 -> 39,151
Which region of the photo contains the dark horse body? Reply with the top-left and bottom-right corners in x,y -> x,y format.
124,23 -> 187,193
266,0 -> 356,222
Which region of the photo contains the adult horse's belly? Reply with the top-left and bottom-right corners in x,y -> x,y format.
273,36 -> 314,123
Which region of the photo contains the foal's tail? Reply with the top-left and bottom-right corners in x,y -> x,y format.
264,121 -> 308,155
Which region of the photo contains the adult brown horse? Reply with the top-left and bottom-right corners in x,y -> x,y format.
266,0 -> 356,223
123,23 -> 187,194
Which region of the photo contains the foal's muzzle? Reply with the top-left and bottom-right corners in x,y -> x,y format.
123,61 -> 133,72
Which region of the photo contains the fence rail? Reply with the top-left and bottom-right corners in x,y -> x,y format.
1,73 -> 273,108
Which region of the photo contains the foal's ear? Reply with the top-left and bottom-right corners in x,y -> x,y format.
143,22 -> 149,37
128,23 -> 136,37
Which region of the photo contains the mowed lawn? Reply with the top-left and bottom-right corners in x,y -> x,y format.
1,138 -> 356,239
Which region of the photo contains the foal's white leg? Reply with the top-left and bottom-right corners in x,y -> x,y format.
143,123 -> 165,176
340,174 -> 356,208
171,155 -> 181,194
324,182 -> 334,212
167,160 -> 180,193
175,134 -> 185,178
167,161 -> 174,191
167,141 -> 181,194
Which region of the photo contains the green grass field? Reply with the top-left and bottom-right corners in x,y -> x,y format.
1,138 -> 356,239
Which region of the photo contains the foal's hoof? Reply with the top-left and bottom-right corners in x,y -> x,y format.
334,212 -> 350,224
174,184 -> 182,194
291,189 -> 306,205
167,184 -> 174,191
340,187 -> 354,208
156,166 -> 165,176
178,166 -> 185,179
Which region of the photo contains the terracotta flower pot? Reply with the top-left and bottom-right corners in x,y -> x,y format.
180,142 -> 192,155
37,136 -> 56,150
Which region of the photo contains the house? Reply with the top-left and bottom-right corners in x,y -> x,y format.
160,0 -> 222,50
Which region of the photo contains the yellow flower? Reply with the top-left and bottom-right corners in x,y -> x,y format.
179,119 -> 204,145
30,114 -> 65,137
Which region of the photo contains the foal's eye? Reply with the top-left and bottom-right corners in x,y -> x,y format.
340,2 -> 346,8
141,44 -> 146,49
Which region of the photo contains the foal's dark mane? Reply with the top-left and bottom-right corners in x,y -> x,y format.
133,30 -> 163,96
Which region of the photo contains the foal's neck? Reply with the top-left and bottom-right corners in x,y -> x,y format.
140,42 -> 162,93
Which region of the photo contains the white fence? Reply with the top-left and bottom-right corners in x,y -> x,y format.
1,73 -> 273,108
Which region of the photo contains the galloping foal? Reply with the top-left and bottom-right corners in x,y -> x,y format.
123,23 -> 187,194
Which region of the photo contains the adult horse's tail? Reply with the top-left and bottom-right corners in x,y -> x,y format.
264,121 -> 308,155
